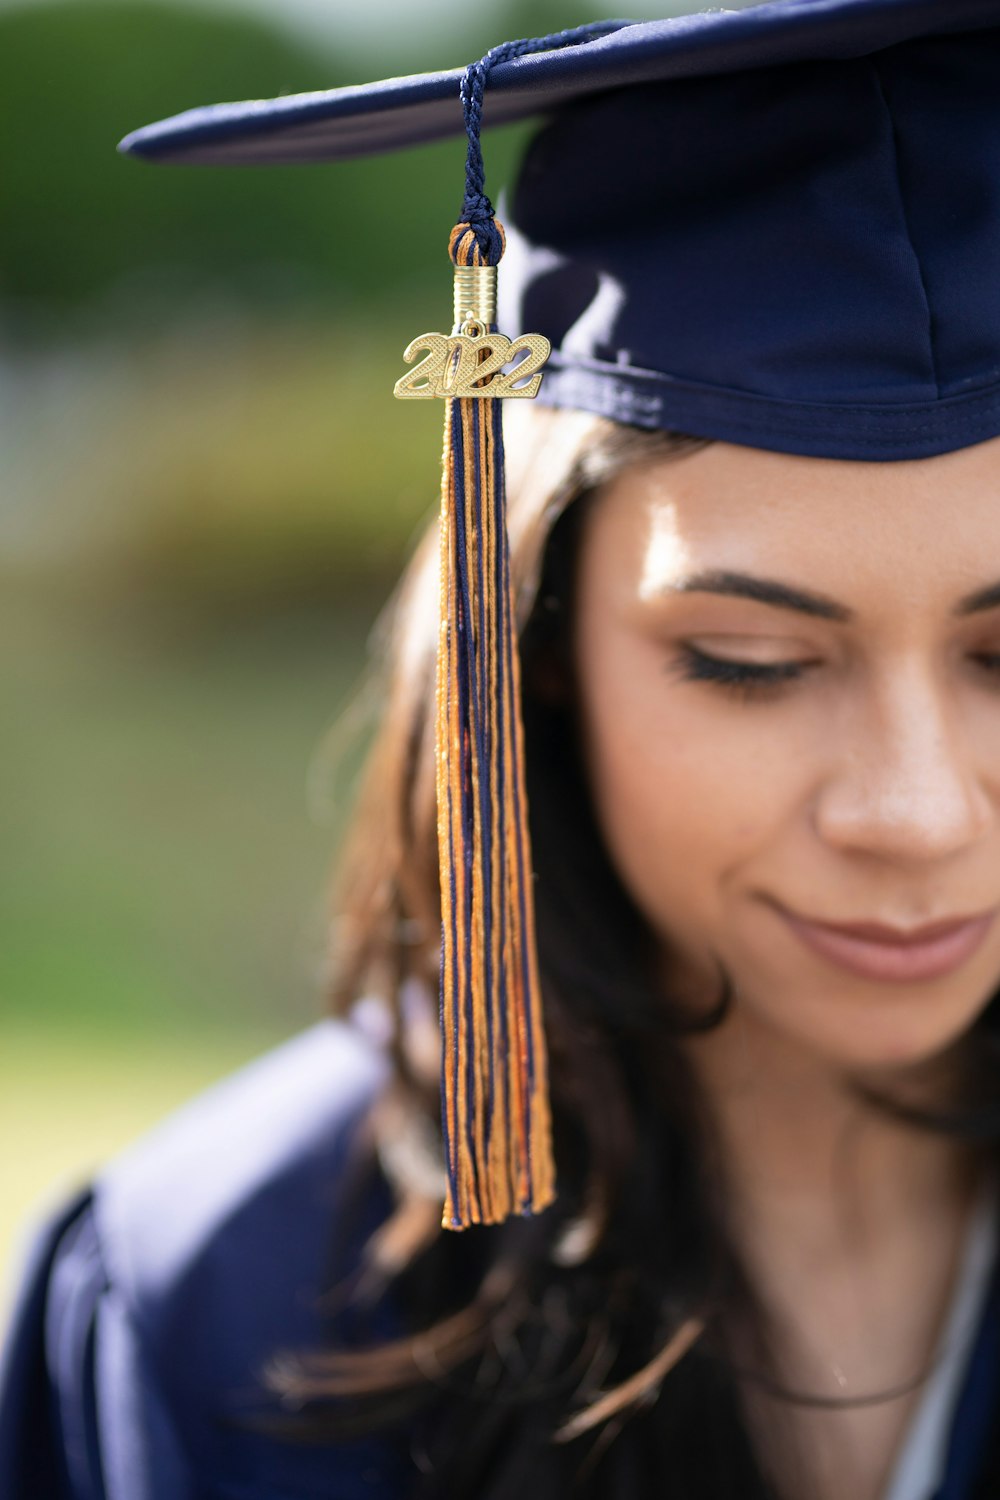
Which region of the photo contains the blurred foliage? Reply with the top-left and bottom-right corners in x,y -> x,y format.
0,0 -> 547,323
2,1 -> 347,315
0,0 -> 693,324
3,316 -> 445,602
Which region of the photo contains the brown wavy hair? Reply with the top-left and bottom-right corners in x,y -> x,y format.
259,404 -> 1000,1499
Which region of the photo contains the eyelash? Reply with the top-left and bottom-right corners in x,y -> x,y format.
670,645 -> 1000,702
671,644 -> 810,700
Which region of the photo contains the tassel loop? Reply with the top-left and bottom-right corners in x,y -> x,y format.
448,217 -> 506,272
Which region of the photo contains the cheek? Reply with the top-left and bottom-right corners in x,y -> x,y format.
575,635 -> 783,941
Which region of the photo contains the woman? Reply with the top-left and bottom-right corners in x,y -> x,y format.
4,2 -> 1000,1497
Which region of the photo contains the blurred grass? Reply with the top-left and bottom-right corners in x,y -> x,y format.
0,583 -> 381,1026
0,577 -> 391,1286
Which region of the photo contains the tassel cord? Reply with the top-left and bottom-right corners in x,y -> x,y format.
456,20 -> 628,263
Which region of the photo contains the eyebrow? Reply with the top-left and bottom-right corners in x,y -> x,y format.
663,570 -> 1000,622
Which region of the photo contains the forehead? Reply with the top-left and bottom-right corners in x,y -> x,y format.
589,435 -> 1000,603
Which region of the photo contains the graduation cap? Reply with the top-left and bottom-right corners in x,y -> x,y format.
120,0 -> 1000,1230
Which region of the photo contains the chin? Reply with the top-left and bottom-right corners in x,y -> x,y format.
795,998 -> 989,1079
738,968 -> 996,1079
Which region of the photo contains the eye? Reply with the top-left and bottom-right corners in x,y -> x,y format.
668,643 -> 815,700
971,651 -> 1000,682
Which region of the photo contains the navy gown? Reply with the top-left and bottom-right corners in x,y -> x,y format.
0,1021 -> 414,1500
2,1018 -> 999,1500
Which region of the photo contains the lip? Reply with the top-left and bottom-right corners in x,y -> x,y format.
773,904 -> 997,983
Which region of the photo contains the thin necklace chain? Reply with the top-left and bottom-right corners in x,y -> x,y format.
727,1350 -> 941,1411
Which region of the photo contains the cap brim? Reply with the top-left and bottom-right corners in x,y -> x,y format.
118,0 -> 996,166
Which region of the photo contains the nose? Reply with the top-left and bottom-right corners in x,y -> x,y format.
814,660 -> 994,864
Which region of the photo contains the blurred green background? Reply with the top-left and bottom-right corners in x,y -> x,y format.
0,0 -> 736,1295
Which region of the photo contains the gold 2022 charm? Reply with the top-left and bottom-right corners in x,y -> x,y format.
394,324 -> 550,401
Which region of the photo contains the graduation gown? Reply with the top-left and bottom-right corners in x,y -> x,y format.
0,1020 -> 413,1500
2,1018 -> 1000,1500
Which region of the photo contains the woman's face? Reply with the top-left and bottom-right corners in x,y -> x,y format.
571,434 -> 1000,1073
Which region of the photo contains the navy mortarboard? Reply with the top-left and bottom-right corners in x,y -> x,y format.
120,0 -> 1000,1230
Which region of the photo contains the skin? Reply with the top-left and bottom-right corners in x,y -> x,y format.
570,433 -> 1000,1500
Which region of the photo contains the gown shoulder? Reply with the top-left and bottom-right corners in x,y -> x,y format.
0,1017 -> 414,1500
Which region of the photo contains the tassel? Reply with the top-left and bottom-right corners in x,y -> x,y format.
433,219 -> 554,1228
393,24 -> 621,1227
392,226 -> 555,1229
393,239 -> 554,1230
